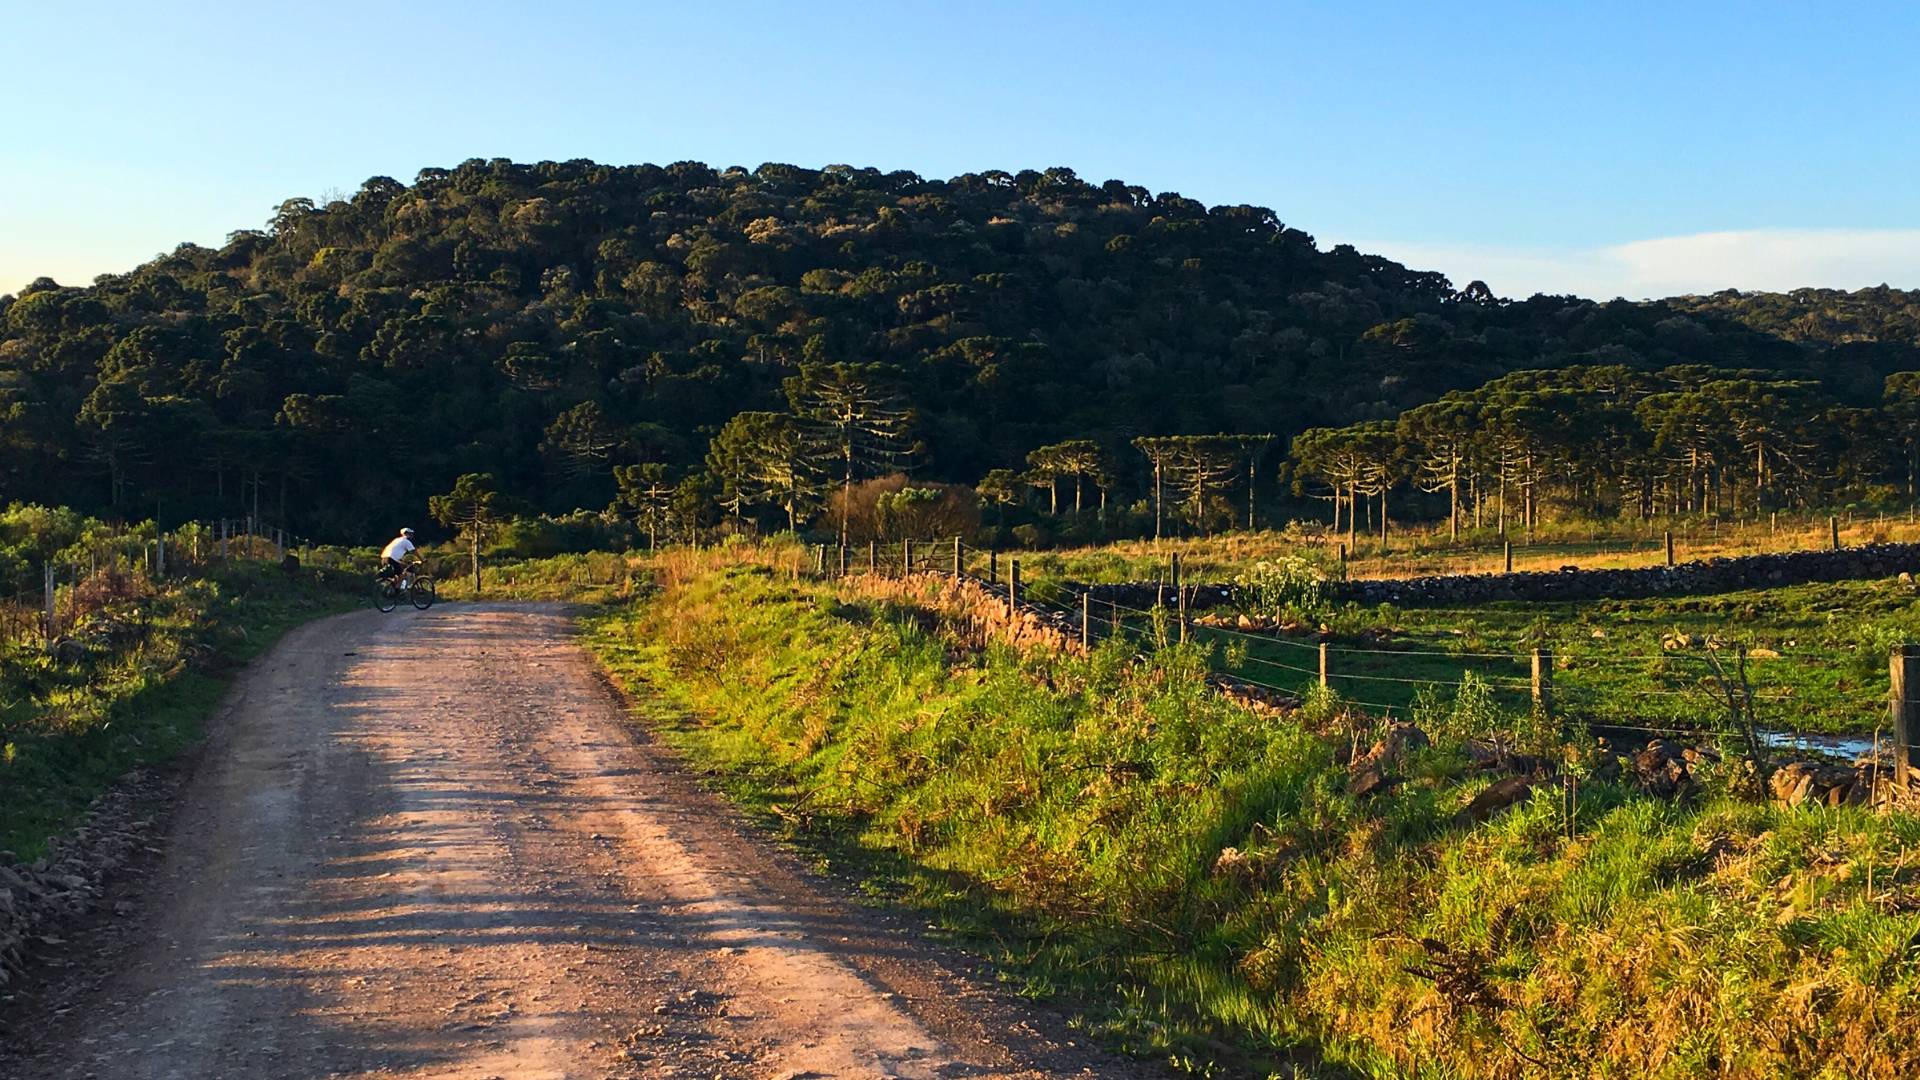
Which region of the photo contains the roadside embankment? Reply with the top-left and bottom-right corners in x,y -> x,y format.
585,555 -> 1920,1079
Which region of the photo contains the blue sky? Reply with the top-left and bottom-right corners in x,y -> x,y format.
4,1 -> 1917,299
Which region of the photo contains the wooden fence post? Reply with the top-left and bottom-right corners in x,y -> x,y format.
1338,542 -> 1347,566
1892,644 -> 1919,795
1664,530 -> 1675,567
1832,515 -> 1842,550
1318,640 -> 1329,691
867,540 -> 877,574
1009,558 -> 1021,617
838,543 -> 848,577
1173,552 -> 1187,643
1081,589 -> 1091,649
900,538 -> 911,574
1503,541 -> 1513,574
1532,648 -> 1554,713
952,537 -> 962,578
989,548 -> 998,585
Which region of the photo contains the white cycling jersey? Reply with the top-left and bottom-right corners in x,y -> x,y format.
380,536 -> 416,562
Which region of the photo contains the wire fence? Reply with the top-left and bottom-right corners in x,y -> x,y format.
809,537 -> 1899,754
0,516 -> 349,653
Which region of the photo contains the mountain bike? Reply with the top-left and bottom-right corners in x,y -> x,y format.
374,562 -> 436,612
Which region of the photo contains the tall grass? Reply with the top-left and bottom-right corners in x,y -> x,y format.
587,558 -> 1920,1078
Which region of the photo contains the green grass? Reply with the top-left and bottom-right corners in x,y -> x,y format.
0,561 -> 359,859
429,549 -> 649,604
1075,577 -> 1920,736
581,555 -> 1920,1078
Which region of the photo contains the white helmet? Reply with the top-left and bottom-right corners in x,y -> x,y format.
401,527 -> 415,538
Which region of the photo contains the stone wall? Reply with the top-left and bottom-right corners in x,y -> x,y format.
1078,542 -> 1920,611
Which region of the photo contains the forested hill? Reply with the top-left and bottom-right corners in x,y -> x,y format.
2,157 -> 1917,539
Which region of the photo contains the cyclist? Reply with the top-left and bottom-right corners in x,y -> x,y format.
378,528 -> 418,581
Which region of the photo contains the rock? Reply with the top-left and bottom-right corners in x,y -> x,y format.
1456,776 -> 1539,825
1347,722 -> 1430,797
1211,847 -> 1250,880
1631,741 -> 1694,797
1348,762 -> 1390,799
1770,761 -> 1813,802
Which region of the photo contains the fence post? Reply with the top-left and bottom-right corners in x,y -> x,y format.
1174,553 -> 1187,643
1892,644 -> 1919,796
1319,640 -> 1329,691
1338,542 -> 1347,566
1081,589 -> 1091,649
989,548 -> 998,585
1664,530 -> 1675,567
952,537 -> 962,578
902,538 -> 912,574
1832,515 -> 1842,550
1532,648 -> 1554,713
838,543 -> 848,577
1009,558 -> 1021,617
1503,540 -> 1513,574
868,540 -> 877,574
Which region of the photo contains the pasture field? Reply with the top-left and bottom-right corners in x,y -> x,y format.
1067,578 -> 1920,738
996,510 -> 1920,584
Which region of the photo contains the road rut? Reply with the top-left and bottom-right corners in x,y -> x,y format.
1,604 -> 1154,1079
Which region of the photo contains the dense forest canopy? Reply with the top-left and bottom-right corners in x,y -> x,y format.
2,157 -> 1917,541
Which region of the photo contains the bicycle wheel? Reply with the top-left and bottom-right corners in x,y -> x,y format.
409,574 -> 436,610
374,579 -> 399,613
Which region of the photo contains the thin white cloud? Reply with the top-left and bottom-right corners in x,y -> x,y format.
1348,229 -> 1920,301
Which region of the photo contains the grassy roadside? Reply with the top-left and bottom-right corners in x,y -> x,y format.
581,552 -> 1920,1079
0,562 -> 360,859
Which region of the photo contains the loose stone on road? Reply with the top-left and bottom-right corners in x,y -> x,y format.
0,604 -> 1153,1079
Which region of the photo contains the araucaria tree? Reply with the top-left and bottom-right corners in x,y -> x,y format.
1133,435 -> 1265,537
429,472 -> 501,595
705,411 -> 830,531
1025,439 -> 1111,516
613,462 -> 675,550
784,363 -> 914,542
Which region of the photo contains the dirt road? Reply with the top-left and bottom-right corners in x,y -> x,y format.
1,604 -> 1156,1079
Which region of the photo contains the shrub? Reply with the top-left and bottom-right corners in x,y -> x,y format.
825,474 -> 980,543
1231,555 -> 1330,622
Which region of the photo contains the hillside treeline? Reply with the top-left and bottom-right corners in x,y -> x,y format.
2,156 -> 1917,540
